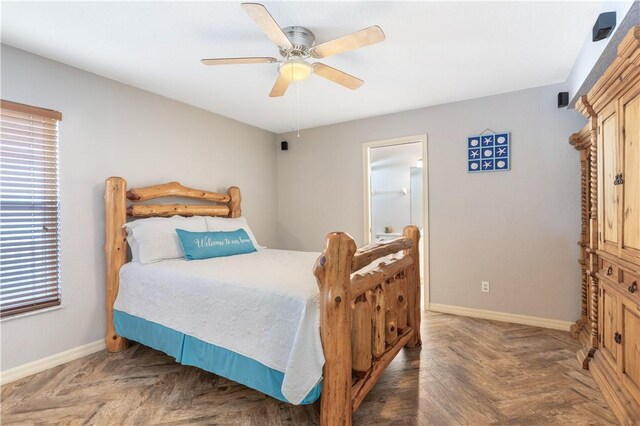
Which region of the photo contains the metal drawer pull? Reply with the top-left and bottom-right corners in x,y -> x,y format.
607,266 -> 613,276
629,281 -> 638,293
614,332 -> 622,344
613,173 -> 624,185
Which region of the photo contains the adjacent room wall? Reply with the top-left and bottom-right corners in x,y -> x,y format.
370,143 -> 422,240
277,84 -> 586,322
0,45 -> 277,372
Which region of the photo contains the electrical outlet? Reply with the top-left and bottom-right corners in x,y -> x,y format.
481,281 -> 490,293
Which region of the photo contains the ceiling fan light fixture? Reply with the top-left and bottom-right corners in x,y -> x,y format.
202,3 -> 385,97
279,60 -> 312,82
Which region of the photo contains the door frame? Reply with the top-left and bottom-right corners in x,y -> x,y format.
362,134 -> 430,309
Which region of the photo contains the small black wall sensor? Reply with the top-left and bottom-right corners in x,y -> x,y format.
558,92 -> 569,108
593,11 -> 616,42
281,141 -> 288,151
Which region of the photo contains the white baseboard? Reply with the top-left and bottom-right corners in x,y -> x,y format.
0,339 -> 106,385
429,303 -> 573,331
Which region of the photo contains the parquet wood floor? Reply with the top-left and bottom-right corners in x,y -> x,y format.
1,312 -> 616,425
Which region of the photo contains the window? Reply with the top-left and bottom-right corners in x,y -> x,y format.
0,100 -> 62,317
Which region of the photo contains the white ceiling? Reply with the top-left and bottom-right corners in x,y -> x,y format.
1,1 -> 602,134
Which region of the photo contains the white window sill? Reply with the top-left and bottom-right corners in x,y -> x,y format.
0,305 -> 64,323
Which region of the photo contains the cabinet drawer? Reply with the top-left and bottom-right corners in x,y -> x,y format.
621,270 -> 640,303
600,258 -> 618,281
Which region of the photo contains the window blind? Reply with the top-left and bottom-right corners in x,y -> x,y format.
0,100 -> 62,317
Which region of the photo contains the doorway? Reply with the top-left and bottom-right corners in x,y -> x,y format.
363,135 -> 429,309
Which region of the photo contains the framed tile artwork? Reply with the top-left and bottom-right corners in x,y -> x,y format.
467,132 -> 510,173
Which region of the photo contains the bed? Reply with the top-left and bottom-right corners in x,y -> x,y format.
104,177 -> 422,425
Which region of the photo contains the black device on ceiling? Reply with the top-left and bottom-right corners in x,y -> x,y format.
281,141 -> 288,151
593,11 -> 616,42
558,92 -> 569,108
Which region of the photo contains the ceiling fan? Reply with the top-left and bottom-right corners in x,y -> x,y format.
201,3 -> 385,97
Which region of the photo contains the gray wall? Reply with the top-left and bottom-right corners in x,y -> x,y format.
0,43 -> 589,372
0,45 -> 277,371
277,84 -> 586,322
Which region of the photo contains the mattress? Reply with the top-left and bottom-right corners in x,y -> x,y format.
113,249 -> 324,404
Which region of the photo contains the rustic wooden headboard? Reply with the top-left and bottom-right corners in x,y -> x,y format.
104,176 -> 241,351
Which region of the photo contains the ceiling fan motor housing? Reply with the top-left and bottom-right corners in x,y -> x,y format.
280,26 -> 315,58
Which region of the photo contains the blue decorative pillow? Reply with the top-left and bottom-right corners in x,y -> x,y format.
176,228 -> 257,260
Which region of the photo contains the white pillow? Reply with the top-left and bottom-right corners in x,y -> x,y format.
123,216 -> 207,263
204,216 -> 264,249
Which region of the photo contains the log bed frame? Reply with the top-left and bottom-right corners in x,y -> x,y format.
104,177 -> 422,425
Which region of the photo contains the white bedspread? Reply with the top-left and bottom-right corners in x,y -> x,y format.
114,249 -> 324,404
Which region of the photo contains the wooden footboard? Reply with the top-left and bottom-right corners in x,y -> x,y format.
314,226 -> 422,426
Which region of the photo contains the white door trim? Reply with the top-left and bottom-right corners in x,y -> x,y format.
362,134 -> 430,309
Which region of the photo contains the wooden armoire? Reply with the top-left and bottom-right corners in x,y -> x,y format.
570,26 -> 640,425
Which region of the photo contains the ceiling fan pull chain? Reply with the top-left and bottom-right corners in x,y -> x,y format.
296,81 -> 301,138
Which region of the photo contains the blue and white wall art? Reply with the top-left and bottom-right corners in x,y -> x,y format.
467,133 -> 510,173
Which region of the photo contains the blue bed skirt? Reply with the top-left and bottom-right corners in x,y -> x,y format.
113,310 -> 321,404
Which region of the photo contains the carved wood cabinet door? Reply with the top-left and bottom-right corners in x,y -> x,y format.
598,101 -> 620,256
599,281 -> 619,372
620,85 -> 640,265
618,296 -> 640,404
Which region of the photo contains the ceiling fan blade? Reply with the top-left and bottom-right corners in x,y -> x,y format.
312,63 -> 364,90
269,74 -> 291,97
312,26 -> 385,58
241,3 -> 292,49
201,57 -> 277,65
